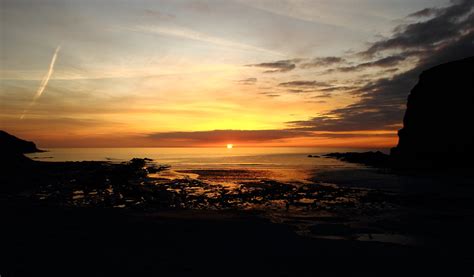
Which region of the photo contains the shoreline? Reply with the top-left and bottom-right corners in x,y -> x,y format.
2,153 -> 474,274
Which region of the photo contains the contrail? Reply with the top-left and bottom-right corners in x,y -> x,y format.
20,45 -> 61,119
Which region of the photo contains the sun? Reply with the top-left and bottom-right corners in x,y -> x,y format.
226,144 -> 233,149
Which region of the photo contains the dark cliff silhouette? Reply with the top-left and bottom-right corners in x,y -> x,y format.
391,56 -> 474,168
0,130 -> 41,155
0,130 -> 41,175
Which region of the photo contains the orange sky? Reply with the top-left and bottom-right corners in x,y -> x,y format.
1,0 -> 447,148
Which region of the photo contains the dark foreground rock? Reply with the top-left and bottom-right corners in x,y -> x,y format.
324,151 -> 390,167
391,56 -> 474,169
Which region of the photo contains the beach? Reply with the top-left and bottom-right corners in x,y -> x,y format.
2,148 -> 474,275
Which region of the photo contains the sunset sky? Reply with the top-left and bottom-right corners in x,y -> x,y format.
1,0 -> 473,147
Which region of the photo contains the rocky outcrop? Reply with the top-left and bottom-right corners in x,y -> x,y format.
324,152 -> 390,167
391,57 -> 474,168
0,130 -> 41,154
0,130 -> 41,167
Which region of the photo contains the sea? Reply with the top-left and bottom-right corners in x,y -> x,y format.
27,147 -> 385,186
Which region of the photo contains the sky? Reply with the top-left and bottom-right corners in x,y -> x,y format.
1,0 -> 473,148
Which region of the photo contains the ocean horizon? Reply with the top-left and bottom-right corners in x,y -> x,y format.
27,146 -> 388,162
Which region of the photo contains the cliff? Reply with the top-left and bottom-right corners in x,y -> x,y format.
391,56 -> 474,168
0,130 -> 41,154
0,130 -> 42,168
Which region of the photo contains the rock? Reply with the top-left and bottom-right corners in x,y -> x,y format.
391,56 -> 474,168
0,130 -> 42,154
0,130 -> 42,168
324,151 -> 390,167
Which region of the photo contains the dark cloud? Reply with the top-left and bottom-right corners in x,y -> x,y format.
278,80 -> 331,88
300,57 -> 347,68
285,89 -> 322,94
258,92 -> 281,97
145,128 -> 398,146
148,129 -> 308,143
408,8 -> 438,18
287,103 -> 403,131
335,55 -> 407,72
279,82 -> 357,95
286,0 -> 474,132
246,59 -> 299,73
319,86 -> 359,92
286,89 -> 305,94
314,132 -> 397,139
361,0 -> 474,57
237,78 -> 257,85
312,93 -> 332,98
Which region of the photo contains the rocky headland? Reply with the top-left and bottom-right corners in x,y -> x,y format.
327,56 -> 474,170
0,130 -> 42,166
391,56 -> 474,168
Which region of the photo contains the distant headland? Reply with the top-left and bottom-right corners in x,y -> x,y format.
0,130 -> 42,154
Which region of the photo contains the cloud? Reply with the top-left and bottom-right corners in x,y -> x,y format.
237,77 -> 258,85
130,25 -> 282,56
334,54 -> 408,73
319,86 -> 359,92
286,0 -> 474,132
278,80 -> 331,87
287,103 -> 403,131
259,92 -> 281,97
258,91 -> 281,97
148,129 -> 308,144
312,93 -> 332,99
300,56 -> 347,68
246,59 -> 299,73
408,8 -> 438,18
146,129 -> 395,146
286,89 -> 305,94
360,0 -> 474,57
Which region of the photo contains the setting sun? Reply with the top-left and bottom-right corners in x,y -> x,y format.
227,144 -> 233,149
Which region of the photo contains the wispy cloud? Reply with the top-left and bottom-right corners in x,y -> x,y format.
300,56 -> 347,69
278,80 -> 331,88
246,59 -> 300,73
20,44 -> 61,119
236,77 -> 258,85
129,25 -> 282,56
